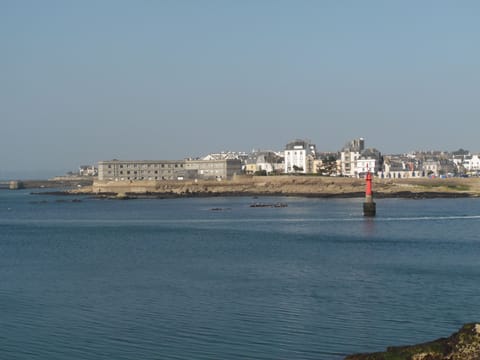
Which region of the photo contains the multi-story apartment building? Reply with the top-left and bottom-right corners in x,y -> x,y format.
98,158 -> 243,181
463,155 -> 480,174
453,153 -> 480,175
184,159 -> 242,180
284,140 -> 317,174
98,160 -> 186,181
340,138 -> 365,177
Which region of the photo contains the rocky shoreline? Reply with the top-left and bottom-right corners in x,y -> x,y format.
61,176 -> 480,200
34,189 -> 475,200
345,323 -> 480,360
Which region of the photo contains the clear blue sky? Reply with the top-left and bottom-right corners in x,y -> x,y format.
1,0 -> 479,178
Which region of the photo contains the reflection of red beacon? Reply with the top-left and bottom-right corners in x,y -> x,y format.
363,171 -> 376,216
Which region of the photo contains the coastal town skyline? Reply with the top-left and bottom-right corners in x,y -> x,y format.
1,134 -> 480,180
4,135 -> 480,181
2,1 -> 479,178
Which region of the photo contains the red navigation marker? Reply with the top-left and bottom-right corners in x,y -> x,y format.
363,171 -> 376,216
365,171 -> 373,197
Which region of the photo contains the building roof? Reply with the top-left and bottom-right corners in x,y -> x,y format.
285,139 -> 316,152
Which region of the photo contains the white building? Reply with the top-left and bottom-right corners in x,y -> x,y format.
461,154 -> 480,174
356,158 -> 378,176
202,151 -> 248,161
422,160 -> 440,177
284,140 -> 317,174
354,148 -> 383,177
79,165 -> 97,177
340,138 -> 365,177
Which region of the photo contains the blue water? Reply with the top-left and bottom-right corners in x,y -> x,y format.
1,190 -> 480,360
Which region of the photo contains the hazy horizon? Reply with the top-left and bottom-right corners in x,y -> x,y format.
2,1 -> 479,176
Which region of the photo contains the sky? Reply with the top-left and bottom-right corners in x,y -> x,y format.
1,0 -> 479,178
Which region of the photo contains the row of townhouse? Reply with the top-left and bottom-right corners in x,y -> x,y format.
381,153 -> 477,179
335,140 -> 480,178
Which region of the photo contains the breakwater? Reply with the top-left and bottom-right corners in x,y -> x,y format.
2,179 -> 93,190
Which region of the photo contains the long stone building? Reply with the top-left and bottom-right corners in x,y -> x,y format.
98,159 -> 242,181
98,160 -> 186,181
184,159 -> 242,180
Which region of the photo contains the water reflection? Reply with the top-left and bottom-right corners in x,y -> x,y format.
363,217 -> 376,238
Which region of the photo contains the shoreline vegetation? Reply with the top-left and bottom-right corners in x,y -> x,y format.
58,176 -> 480,200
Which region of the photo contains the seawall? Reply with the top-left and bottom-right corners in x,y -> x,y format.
70,176 -> 480,199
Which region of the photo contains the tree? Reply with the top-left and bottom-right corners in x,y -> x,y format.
254,170 -> 267,176
317,156 -> 337,176
293,165 -> 303,173
452,148 -> 469,156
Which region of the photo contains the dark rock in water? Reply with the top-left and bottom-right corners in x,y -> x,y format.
250,202 -> 288,208
345,323 -> 480,360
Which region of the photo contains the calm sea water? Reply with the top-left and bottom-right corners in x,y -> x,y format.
1,189 -> 480,360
